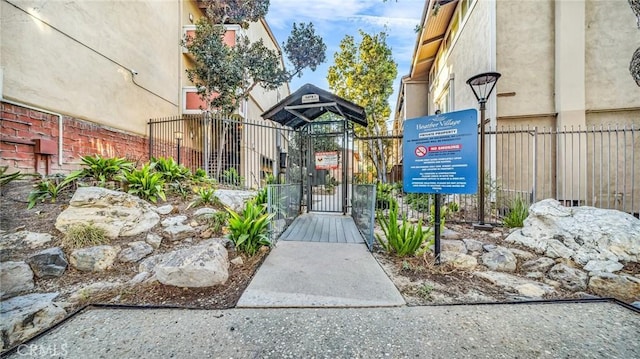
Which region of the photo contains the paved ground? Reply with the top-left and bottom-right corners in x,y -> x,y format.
237,241 -> 405,307
5,302 -> 639,358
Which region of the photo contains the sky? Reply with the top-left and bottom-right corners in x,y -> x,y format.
265,0 -> 425,120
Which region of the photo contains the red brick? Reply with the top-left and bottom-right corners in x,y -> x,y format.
29,110 -> 44,120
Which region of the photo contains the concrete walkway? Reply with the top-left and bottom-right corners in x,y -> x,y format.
237,241 -> 405,307
6,302 -> 639,358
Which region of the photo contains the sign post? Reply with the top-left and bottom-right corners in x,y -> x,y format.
403,109 -> 478,264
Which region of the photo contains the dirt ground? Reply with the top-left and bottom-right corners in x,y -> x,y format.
1,180 -> 634,310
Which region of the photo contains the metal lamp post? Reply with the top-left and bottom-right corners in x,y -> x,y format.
466,72 -> 501,229
174,131 -> 183,165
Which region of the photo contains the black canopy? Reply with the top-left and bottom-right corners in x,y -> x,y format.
261,84 -> 367,130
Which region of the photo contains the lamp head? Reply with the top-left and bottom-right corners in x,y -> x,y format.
466,72 -> 501,103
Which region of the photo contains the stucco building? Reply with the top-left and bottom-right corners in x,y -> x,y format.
1,0 -> 288,181
395,0 -> 640,215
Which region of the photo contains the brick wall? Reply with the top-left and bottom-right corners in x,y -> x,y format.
1,102 -> 149,175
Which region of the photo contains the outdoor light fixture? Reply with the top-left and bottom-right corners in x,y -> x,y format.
174,131 -> 183,165
466,71 -> 501,230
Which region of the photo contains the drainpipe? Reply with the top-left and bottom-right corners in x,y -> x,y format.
2,99 -> 64,165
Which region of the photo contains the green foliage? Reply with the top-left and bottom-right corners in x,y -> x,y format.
0,166 -> 22,187
193,168 -> 208,180
376,202 -> 433,257
27,175 -> 77,209
63,223 -> 108,249
221,168 -> 243,188
405,193 -> 432,213
169,181 -> 191,200
376,182 -> 397,210
120,164 -> 166,203
327,30 -> 397,181
151,157 -> 191,182
254,187 -> 268,207
79,155 -> 134,183
503,196 -> 529,228
226,200 -> 274,256
417,283 -> 434,300
187,186 -> 219,209
183,3 -> 325,114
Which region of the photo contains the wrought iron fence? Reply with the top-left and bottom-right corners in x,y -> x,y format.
148,113 -> 298,189
353,125 -> 640,224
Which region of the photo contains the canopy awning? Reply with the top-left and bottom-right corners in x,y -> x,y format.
261,83 -> 367,129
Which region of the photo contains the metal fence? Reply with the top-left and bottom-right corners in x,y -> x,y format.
353,125 -> 640,224
351,184 -> 376,250
148,113 -> 297,189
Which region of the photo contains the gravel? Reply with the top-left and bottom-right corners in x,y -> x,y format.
5,301 -> 639,358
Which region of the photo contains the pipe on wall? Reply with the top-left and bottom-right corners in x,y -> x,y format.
2,99 -> 64,165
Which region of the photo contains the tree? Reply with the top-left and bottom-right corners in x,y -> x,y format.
327,31 -> 398,182
184,0 -> 327,114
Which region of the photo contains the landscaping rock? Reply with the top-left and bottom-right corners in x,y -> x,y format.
230,256 -> 244,266
69,282 -> 123,302
128,272 -> 150,285
0,293 -> 66,350
521,257 -> 556,274
155,204 -> 174,215
215,189 -> 256,212
0,231 -> 54,252
509,248 -> 536,261
139,239 -> 229,288
548,264 -> 588,292
118,241 -> 154,263
583,260 -> 624,274
70,245 -> 120,272
0,261 -> 34,299
440,252 -> 477,270
483,244 -> 497,252
55,187 -> 160,239
161,216 -> 195,241
481,247 -> 517,272
194,207 -> 218,217
146,233 -> 163,249
505,199 -> 640,265
441,240 -> 467,254
474,271 -> 555,299
26,247 -> 68,278
462,238 -> 484,253
441,229 -> 461,240
588,273 -> 640,302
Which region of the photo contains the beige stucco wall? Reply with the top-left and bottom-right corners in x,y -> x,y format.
585,0 -> 640,113
496,0 -> 555,117
404,81 -> 429,120
1,0 -> 181,135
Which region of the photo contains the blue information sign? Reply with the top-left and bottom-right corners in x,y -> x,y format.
403,109 -> 478,194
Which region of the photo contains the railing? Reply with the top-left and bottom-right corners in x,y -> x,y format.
353,125 -> 640,224
351,184 -> 376,251
267,184 -> 301,243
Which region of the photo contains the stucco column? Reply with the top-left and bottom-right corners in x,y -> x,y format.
555,0 -> 587,204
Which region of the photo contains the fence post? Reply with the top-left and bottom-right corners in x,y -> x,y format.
532,127 -> 537,203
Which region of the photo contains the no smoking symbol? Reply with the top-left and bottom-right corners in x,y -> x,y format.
415,145 -> 427,157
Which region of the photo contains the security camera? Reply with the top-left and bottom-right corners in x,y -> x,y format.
130,69 -> 138,76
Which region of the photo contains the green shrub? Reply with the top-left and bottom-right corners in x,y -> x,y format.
151,157 -> 191,182
27,175 -> 77,209
187,186 -> 219,209
120,164 -> 166,203
254,187 -> 268,207
503,196 -> 529,228
405,193 -> 432,213
193,168 -> 208,180
79,155 -> 134,183
376,202 -> 433,257
63,223 -> 108,249
226,200 -> 274,256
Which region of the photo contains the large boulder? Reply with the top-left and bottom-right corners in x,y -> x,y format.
70,245 -> 120,272
481,247 -> 517,272
26,247 -> 68,278
474,271 -> 555,299
0,261 -> 34,299
505,199 -> 640,265
118,241 -> 154,263
548,264 -> 588,292
0,293 -> 66,350
55,187 -> 160,239
215,189 -> 256,212
0,231 -> 54,260
139,239 -> 229,288
161,216 -> 195,241
588,273 -> 640,302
